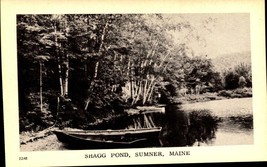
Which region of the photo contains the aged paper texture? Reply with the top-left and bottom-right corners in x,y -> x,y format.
1,0 -> 266,166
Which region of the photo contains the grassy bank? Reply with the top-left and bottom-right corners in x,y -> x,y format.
178,87 -> 252,104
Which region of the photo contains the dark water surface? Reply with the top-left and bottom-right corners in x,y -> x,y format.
181,98 -> 253,146
53,98 -> 253,150
132,98 -> 253,147
84,98 -> 253,147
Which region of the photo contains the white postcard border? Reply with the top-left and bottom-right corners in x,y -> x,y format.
1,0 -> 266,166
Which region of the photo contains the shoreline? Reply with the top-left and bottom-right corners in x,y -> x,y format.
20,96 -> 253,151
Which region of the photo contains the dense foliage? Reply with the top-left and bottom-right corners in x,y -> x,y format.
223,63 -> 252,90
17,14 -> 252,132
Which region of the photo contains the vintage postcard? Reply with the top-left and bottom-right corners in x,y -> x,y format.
1,0 -> 266,166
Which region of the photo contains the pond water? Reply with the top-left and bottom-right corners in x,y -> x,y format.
84,97 -> 253,147
20,98 -> 253,151
120,97 -> 253,147
181,97 -> 253,146
206,125 -> 253,146
39,98 -> 253,151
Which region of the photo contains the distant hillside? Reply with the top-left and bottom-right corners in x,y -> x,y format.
211,51 -> 251,73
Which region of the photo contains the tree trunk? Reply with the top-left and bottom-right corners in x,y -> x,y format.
54,26 -> 64,96
64,54 -> 69,97
92,21 -> 108,81
143,77 -> 155,105
39,62 -> 43,112
94,61 -> 99,78
142,79 -> 149,105
58,61 -> 63,96
130,64 -> 133,100
147,80 -> 156,104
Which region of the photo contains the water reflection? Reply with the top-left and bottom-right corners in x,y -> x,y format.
208,116 -> 253,146
198,120 -> 253,146
159,104 -> 190,147
83,99 -> 253,147
160,104 -> 219,147
181,98 -> 253,146
124,104 -> 253,147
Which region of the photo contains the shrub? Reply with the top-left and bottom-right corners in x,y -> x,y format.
187,109 -> 219,145
223,71 -> 239,90
218,90 -> 232,97
19,92 -> 55,132
238,76 -> 247,88
218,88 -> 252,98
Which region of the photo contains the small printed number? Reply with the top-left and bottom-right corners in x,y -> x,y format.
19,157 -> 27,160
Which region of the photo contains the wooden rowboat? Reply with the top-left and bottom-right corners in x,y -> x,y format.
53,127 -> 162,149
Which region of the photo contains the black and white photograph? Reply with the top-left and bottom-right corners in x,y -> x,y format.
17,13 -> 253,151
2,0 -> 266,166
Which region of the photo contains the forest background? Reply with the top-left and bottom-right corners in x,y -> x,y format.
17,14 -> 252,132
